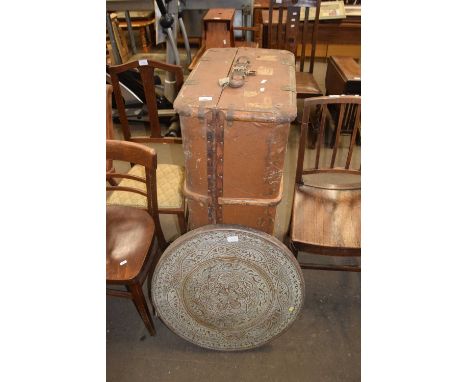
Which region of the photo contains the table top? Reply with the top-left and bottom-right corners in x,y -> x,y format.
151,225 -> 304,351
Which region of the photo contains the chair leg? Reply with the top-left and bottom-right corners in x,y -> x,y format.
177,211 -> 187,235
128,283 -> 156,336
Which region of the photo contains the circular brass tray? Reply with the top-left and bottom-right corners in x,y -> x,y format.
151,225 -> 305,351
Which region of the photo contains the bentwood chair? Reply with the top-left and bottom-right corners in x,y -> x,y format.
107,59 -> 187,235
288,95 -> 361,271
265,0 -> 323,98
106,139 -> 167,336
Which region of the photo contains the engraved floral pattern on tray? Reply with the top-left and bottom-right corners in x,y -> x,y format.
151,225 -> 305,351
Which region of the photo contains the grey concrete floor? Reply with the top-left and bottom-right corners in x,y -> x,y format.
107,269 -> 360,382
107,47 -> 360,381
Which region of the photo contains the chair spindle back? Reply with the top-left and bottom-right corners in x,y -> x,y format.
267,0 -> 322,73
296,95 -> 361,185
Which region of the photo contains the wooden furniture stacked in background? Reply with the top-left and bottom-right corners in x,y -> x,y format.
189,8 -> 235,70
253,0 -> 271,27
325,56 -> 360,95
115,11 -> 155,53
189,8 -> 262,71
107,60 -> 187,235
325,56 -> 361,146
261,2 -> 361,59
289,95 -> 361,272
106,12 -> 161,64
106,140 -> 167,336
264,0 -> 323,99
107,13 -> 131,64
233,23 -> 263,48
203,8 -> 261,49
204,8 -> 236,49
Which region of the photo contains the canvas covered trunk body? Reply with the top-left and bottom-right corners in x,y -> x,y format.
174,47 -> 297,234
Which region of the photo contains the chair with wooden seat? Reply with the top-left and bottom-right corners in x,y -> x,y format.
288,95 -> 360,271
114,11 -> 156,54
107,59 -> 187,235
106,139 -> 167,336
265,0 -> 323,98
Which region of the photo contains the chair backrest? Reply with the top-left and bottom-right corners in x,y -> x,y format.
106,139 -> 167,248
108,59 -> 184,144
106,85 -> 115,173
266,0 -> 322,73
295,95 -> 361,186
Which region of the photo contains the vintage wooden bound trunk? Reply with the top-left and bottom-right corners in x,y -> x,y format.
174,47 -> 297,234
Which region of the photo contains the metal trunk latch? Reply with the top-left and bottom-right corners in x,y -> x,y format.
219,56 -> 256,89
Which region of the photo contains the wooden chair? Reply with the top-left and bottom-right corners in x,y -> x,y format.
265,0 -> 323,98
288,95 -> 361,272
106,12 -> 161,65
107,59 -> 184,144
106,139 -> 167,336
107,60 -> 187,235
115,11 -> 156,54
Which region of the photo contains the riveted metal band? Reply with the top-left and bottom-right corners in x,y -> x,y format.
205,108 -> 225,224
